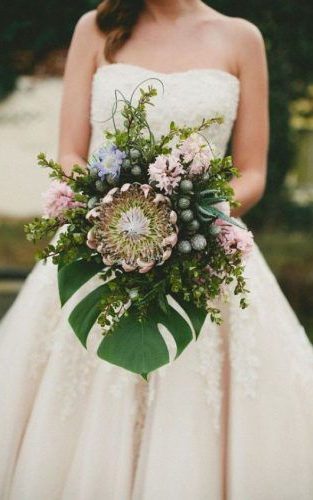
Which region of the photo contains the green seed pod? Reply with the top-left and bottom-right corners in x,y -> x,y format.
178,197 -> 191,209
131,165 -> 142,176
130,149 -> 140,159
178,240 -> 192,254
106,174 -> 118,185
180,209 -> 194,222
87,196 -> 98,209
202,172 -> 211,182
89,167 -> 99,179
187,219 -> 200,232
191,234 -> 207,251
128,288 -> 139,300
209,224 -> 221,236
179,179 -> 193,193
122,158 -> 131,169
95,180 -> 106,192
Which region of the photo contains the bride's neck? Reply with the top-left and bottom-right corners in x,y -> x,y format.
143,0 -> 203,22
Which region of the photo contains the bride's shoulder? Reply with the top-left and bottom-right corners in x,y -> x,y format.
200,9 -> 266,69
72,10 -> 104,41
223,16 -> 264,45
206,11 -> 264,48
200,5 -> 264,43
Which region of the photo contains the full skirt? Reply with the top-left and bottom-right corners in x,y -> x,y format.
1,242 -> 313,500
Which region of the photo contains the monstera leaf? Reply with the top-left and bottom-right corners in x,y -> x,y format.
59,259 -> 209,376
58,258 -> 103,306
171,295 -> 207,340
68,283 -> 111,347
66,285 -> 204,376
97,298 -> 195,375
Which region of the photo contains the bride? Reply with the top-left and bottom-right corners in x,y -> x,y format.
1,1 -> 313,499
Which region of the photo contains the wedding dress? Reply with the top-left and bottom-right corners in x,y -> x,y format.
1,63 -> 313,500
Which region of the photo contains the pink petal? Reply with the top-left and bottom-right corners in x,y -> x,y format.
162,233 -> 178,247
140,184 -> 152,198
169,210 -> 177,224
86,208 -> 100,221
122,261 -> 137,272
102,255 -> 114,266
138,262 -> 155,274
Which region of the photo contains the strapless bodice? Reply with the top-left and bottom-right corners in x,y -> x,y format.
89,63 -> 240,158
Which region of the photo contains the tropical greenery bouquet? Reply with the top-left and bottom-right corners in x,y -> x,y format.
25,83 -> 253,377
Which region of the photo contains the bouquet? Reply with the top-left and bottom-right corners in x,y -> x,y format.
25,83 -> 253,378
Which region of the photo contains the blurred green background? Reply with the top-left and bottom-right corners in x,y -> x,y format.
0,1 -> 312,340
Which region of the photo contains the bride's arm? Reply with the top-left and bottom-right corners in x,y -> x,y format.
58,12 -> 101,175
230,21 -> 269,217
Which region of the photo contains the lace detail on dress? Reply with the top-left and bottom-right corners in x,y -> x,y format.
229,297 -> 260,398
253,247 -> 313,389
90,64 -> 240,159
194,322 -> 224,432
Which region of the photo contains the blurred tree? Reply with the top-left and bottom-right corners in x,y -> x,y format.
211,1 -> 313,226
0,1 -> 312,227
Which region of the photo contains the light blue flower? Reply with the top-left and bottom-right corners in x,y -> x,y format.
89,142 -> 126,181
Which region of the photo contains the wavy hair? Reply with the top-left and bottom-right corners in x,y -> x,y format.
96,0 -> 144,62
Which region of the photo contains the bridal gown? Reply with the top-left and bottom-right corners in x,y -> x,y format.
1,63 -> 313,500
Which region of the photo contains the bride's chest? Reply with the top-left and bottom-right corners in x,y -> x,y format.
89,64 -> 240,155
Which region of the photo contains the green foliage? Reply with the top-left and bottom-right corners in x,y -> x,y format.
210,1 -> 313,228
24,85 -> 252,375
0,0 -> 98,96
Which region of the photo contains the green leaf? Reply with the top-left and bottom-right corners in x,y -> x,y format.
58,259 -> 103,306
157,299 -> 194,358
172,296 -> 207,339
200,196 -> 227,205
97,298 -> 193,375
197,204 -> 245,229
97,308 -> 170,375
69,284 -> 110,347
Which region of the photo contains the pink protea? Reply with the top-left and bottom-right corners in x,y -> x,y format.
86,184 -> 178,273
42,181 -> 84,219
177,134 -> 214,175
148,154 -> 184,194
215,219 -> 254,258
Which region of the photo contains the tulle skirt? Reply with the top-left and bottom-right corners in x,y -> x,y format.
1,242 -> 313,500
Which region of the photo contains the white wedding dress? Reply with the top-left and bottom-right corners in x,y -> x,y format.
1,63 -> 313,500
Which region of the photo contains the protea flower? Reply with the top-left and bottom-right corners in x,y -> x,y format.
86,184 -> 178,273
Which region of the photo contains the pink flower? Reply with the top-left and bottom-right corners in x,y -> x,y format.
42,181 -> 84,219
215,219 -> 254,258
177,134 -> 214,175
148,155 -> 184,194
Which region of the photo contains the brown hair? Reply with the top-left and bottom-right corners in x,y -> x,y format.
96,0 -> 144,63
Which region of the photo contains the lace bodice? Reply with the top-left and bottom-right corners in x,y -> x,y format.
89,63 -> 240,157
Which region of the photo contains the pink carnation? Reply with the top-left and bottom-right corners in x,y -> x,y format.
178,134 -> 214,175
148,155 -> 184,194
42,181 -> 84,219
215,219 -> 254,258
